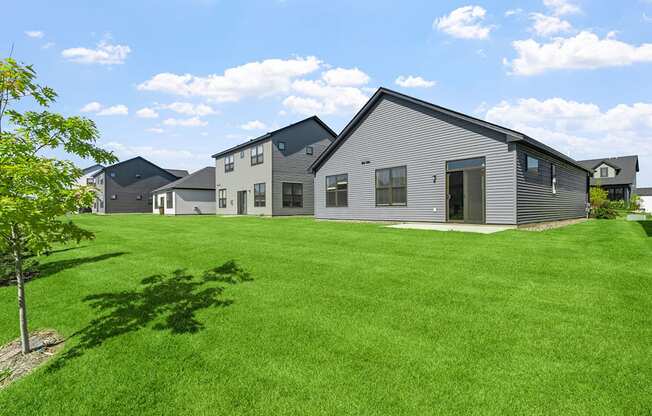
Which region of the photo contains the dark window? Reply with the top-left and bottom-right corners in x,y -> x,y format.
282,183 -> 303,208
99,177 -> 103,185
277,141 -> 286,151
240,150 -> 244,158
135,174 -> 141,179
326,174 -> 348,207
224,155 -> 234,172
306,146 -> 314,155
251,144 -> 264,165
166,192 -> 173,209
600,167 -> 609,177
86,178 -> 95,185
254,183 -> 266,207
376,166 -> 407,206
446,157 -> 485,171
154,195 -> 159,208
551,164 -> 557,194
110,194 -> 117,200
606,187 -> 625,201
525,155 -> 540,175
218,189 -> 227,208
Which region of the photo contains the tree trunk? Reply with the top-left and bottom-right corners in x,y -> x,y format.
11,226 -> 30,354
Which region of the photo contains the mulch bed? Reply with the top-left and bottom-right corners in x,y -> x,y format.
0,329 -> 64,389
519,217 -> 588,231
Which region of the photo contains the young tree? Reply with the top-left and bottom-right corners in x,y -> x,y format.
0,58 -> 117,354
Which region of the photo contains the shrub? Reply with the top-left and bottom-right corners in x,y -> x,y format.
609,199 -> 626,210
630,194 -> 642,211
589,187 -> 616,219
592,206 -> 618,219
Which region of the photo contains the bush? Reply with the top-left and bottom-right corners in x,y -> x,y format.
592,206 -> 618,219
589,187 -> 616,219
609,199 -> 626,210
630,194 -> 642,211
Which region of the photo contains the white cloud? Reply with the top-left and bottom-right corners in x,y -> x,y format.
61,40 -> 131,65
138,56 -> 321,102
158,102 -> 218,116
162,117 -> 207,127
282,96 -> 325,115
80,102 -> 128,116
136,107 -> 159,118
644,13 -> 652,23
146,127 -> 165,134
42,42 -> 55,49
505,8 -> 523,17
321,67 -> 370,86
104,142 -> 208,171
506,31 -> 652,75
240,120 -> 267,130
543,0 -> 581,16
395,75 -> 437,88
529,13 -> 573,36
25,30 -> 44,39
482,98 -> 652,168
283,79 -> 369,115
434,6 -> 493,40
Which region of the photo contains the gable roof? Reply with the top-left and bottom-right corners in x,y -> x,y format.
165,169 -> 189,178
310,87 -> 591,174
211,116 -> 336,159
577,155 -> 639,186
82,164 -> 104,174
91,156 -> 187,179
153,166 -> 215,193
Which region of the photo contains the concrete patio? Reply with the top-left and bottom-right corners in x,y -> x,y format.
386,222 -> 516,234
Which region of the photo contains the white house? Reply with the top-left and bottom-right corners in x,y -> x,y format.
152,167 -> 216,215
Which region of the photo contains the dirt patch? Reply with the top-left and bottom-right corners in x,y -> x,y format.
519,218 -> 588,231
0,330 -> 64,389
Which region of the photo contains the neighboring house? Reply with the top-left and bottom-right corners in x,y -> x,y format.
92,156 -> 188,214
78,164 -> 104,212
212,116 -> 336,216
577,156 -> 639,201
638,187 -> 652,213
310,87 -> 591,225
152,167 -> 216,215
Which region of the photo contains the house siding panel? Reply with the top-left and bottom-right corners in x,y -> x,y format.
314,96 -> 518,224
516,144 -> 588,224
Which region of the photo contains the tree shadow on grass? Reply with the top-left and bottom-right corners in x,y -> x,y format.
638,221 -> 652,237
47,260 -> 252,372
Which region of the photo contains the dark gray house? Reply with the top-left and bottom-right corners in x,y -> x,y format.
152,167 -> 216,215
212,116 -> 336,216
577,156 -> 639,201
92,156 -> 188,214
310,88 -> 591,225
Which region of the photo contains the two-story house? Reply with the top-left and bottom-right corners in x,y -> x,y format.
577,155 -> 639,201
212,116 -> 336,216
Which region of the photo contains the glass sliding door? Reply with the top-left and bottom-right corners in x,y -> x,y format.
446,157 -> 485,224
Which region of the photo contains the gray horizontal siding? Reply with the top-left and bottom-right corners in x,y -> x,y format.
314,96 -> 517,224
516,144 -> 588,224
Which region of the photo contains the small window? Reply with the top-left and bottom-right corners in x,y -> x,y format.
224,155 -> 235,172
251,144 -> 264,165
600,167 -> 608,178
218,189 -> 227,208
99,178 -> 103,185
282,183 -> 303,208
326,174 -> 348,207
135,174 -> 141,179
86,178 -> 95,185
240,151 -> 244,159
551,164 -> 557,194
306,146 -> 314,155
111,194 -> 117,200
166,191 -> 173,209
110,172 -> 116,178
376,166 -> 407,206
278,141 -> 286,151
137,194 -> 142,200
100,200 -> 104,208
525,155 -> 539,175
154,195 -> 159,208
254,183 -> 266,207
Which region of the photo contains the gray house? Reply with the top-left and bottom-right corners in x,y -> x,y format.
212,116 -> 336,216
310,88 -> 591,225
152,167 -> 216,215
577,156 -> 639,201
92,156 -> 188,214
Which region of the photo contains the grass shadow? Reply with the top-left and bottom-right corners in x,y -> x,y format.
638,221 -> 652,237
47,261 -> 252,372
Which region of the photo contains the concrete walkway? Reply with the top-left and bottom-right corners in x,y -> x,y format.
386,222 -> 515,234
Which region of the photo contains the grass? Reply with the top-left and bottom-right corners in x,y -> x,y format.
0,215 -> 650,415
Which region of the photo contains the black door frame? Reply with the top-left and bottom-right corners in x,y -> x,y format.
445,157 -> 486,224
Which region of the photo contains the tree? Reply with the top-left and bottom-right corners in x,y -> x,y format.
0,58 -> 117,354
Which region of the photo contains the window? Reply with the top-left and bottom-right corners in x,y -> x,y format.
254,183 -> 266,207
240,150 -> 244,159
600,167 -> 608,177
251,144 -> 264,165
110,172 -> 116,178
135,174 -> 141,179
277,141 -> 286,151
326,174 -> 348,207
376,166 -> 407,206
110,194 -> 117,200
218,189 -> 227,208
224,154 -> 235,172
166,192 -> 173,209
282,183 -> 303,208
306,146 -> 314,155
86,178 -> 95,185
154,195 -> 159,208
525,155 -> 540,175
100,200 -> 104,208
551,164 -> 557,194
446,157 -> 485,171
99,177 -> 103,185
136,194 -> 142,200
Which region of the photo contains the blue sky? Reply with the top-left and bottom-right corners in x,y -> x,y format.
4,0 -> 652,185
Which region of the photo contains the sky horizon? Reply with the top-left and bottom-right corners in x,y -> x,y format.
4,0 -> 652,185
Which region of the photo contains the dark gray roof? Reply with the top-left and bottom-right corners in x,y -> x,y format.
165,169 -> 189,178
152,167 -> 215,193
577,155 -> 639,186
82,164 -> 104,174
637,187 -> 652,196
211,116 -> 336,159
310,87 -> 591,174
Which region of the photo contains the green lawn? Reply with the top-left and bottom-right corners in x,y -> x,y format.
0,215 -> 650,415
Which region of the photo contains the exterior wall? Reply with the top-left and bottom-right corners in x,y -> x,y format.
516,144 -> 588,224
92,172 -> 106,214
593,163 -> 617,179
175,189 -> 216,215
152,190 -> 176,215
271,119 -> 334,215
314,96 -> 518,224
215,140 -> 273,215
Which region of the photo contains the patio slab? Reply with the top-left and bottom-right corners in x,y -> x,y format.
386,222 -> 515,234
